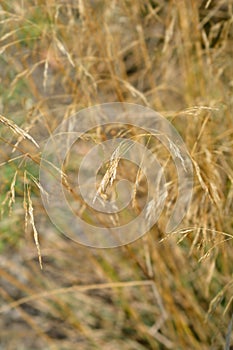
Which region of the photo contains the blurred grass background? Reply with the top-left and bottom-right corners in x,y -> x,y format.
0,0 -> 233,349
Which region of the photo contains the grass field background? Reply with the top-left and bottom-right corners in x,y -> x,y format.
0,1 -> 233,349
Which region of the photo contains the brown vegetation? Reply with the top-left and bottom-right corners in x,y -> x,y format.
0,0 -> 233,349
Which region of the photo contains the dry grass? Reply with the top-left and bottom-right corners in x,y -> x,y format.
0,0 -> 233,349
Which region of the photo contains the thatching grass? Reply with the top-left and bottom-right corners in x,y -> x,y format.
0,0 -> 233,349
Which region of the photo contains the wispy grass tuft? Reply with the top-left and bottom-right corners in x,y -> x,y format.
0,0 -> 232,349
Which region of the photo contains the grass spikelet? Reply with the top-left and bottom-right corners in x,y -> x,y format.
43,56 -> 49,91
0,114 -> 39,148
55,37 -> 75,67
8,171 -> 17,215
94,146 -> 120,203
26,182 -> 43,270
